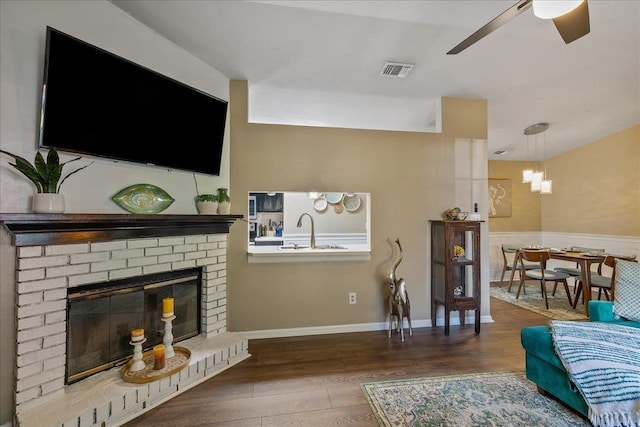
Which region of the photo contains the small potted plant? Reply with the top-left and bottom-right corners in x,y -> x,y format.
192,174 -> 219,214
195,193 -> 219,215
0,147 -> 92,213
217,188 -> 231,215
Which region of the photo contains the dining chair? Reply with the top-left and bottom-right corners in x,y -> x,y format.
516,249 -> 573,309
572,254 -> 637,308
554,246 -> 606,296
500,243 -> 538,291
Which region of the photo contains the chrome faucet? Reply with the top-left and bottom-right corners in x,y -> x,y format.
296,212 -> 316,249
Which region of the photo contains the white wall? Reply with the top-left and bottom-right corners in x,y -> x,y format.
0,0 -> 231,214
0,1 -> 232,424
282,192 -> 368,235
454,138 -> 491,320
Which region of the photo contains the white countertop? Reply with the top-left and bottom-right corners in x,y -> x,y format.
253,236 -> 284,241
247,243 -> 371,263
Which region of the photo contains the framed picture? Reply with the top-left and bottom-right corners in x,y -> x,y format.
488,178 -> 512,217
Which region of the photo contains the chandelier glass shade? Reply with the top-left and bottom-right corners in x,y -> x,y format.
540,179 -> 553,194
530,171 -> 543,192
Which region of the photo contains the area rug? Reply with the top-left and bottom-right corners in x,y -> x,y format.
361,371 -> 590,427
490,284 -> 588,320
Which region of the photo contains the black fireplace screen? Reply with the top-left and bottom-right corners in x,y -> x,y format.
66,268 -> 201,383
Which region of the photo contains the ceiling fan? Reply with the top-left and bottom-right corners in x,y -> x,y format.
447,0 -> 590,55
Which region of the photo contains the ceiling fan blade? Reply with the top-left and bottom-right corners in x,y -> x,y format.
552,0 -> 590,44
447,0 -> 532,55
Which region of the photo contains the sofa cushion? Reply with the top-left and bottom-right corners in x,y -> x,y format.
614,259 -> 640,321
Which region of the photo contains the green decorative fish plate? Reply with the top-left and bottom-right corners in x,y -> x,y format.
112,184 -> 175,214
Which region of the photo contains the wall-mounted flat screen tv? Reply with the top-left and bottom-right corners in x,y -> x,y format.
39,26 -> 228,176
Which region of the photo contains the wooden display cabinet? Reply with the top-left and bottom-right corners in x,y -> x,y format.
430,220 -> 482,335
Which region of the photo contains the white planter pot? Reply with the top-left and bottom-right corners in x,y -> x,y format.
217,201 -> 231,215
196,200 -> 218,215
33,193 -> 65,213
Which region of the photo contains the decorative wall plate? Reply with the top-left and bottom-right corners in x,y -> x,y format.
324,192 -> 344,204
343,194 -> 361,212
313,197 -> 328,212
112,184 -> 175,214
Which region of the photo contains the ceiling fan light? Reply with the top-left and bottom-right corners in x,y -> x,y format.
522,169 -> 534,183
540,180 -> 553,194
533,0 -> 584,19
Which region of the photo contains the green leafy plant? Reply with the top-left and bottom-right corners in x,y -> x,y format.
0,147 -> 92,193
195,193 -> 218,202
217,188 -> 230,202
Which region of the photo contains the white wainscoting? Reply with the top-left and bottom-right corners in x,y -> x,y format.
488,231 -> 640,282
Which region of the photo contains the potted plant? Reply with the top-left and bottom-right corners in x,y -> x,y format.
192,174 -> 220,214
0,147 -> 92,213
195,193 -> 219,215
217,188 -> 231,215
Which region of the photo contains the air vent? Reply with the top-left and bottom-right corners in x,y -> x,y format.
492,149 -> 508,155
380,62 -> 414,78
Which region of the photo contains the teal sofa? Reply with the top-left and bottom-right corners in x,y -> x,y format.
520,300 -> 640,416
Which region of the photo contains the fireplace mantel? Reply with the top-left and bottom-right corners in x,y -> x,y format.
0,213 -> 243,246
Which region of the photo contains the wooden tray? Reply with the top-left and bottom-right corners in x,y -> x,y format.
121,346 -> 191,384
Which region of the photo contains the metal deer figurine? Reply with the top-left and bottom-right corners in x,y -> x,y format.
387,238 -> 412,341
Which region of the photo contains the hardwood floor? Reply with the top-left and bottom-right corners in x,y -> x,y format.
124,297 -> 550,427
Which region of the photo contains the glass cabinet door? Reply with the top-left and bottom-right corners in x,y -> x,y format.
452,228 -> 476,299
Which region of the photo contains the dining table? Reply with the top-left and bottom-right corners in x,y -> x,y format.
508,247 -> 606,316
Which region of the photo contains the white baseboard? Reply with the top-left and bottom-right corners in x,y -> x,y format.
237,315 -> 495,340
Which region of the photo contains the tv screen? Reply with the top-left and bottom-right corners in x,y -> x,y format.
39,27 -> 228,175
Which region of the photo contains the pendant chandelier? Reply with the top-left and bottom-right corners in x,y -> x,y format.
522,122 -> 552,194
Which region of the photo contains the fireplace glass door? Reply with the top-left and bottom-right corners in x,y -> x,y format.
66,268 -> 200,383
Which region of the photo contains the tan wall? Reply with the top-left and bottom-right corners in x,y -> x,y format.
489,125 -> 639,237
228,80 -> 487,332
487,161 -> 541,232
543,125 -> 639,236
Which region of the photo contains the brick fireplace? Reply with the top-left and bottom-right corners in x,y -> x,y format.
0,214 -> 249,427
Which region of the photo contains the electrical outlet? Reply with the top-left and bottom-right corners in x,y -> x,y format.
349,292 -> 356,304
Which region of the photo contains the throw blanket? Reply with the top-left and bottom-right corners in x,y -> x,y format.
551,321 -> 640,427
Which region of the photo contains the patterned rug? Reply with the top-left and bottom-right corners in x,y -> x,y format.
361,371 -> 590,427
490,283 -> 588,320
